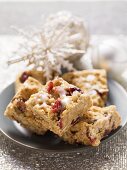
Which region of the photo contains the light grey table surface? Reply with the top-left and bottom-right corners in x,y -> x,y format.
0,1 -> 127,170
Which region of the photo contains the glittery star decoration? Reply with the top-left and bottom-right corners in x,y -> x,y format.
8,11 -> 89,80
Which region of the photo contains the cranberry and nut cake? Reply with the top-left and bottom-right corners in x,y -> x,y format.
15,69 -> 46,92
4,77 -> 49,135
26,77 -> 92,136
62,69 -> 108,107
62,106 -> 121,146
4,72 -> 122,146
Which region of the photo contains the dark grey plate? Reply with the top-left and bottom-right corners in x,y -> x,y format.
0,80 -> 127,152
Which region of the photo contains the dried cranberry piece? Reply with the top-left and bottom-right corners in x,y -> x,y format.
86,130 -> 97,144
47,81 -> 54,93
17,98 -> 26,112
20,72 -> 30,83
89,137 -> 97,144
51,99 -> 63,113
66,87 -> 82,96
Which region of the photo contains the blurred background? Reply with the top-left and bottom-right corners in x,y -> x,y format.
0,0 -> 127,35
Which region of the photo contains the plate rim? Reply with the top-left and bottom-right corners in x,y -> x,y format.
0,80 -> 127,153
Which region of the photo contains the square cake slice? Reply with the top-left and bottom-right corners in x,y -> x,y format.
15,69 -> 46,92
4,77 -> 48,135
62,106 -> 121,146
26,77 -> 92,136
62,69 -> 108,107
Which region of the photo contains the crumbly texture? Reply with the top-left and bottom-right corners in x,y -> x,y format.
62,106 -> 121,146
4,77 -> 48,135
26,77 -> 92,136
15,69 -> 46,92
62,69 -> 108,107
